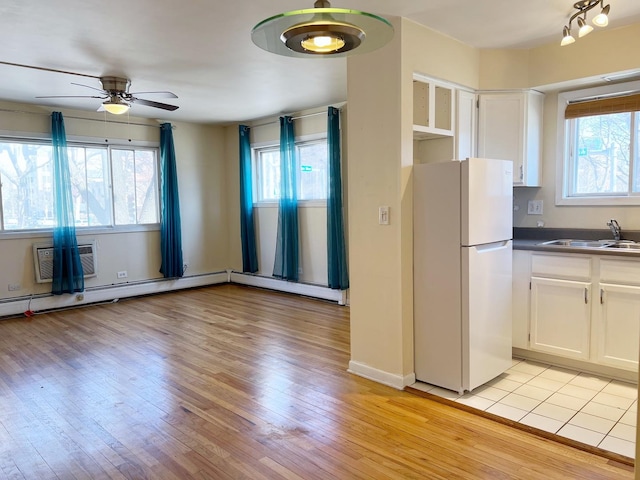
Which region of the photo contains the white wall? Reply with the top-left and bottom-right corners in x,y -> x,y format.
0,100 -> 228,306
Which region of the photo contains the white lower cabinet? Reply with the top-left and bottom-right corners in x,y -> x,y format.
530,277 -> 591,360
513,251 -> 640,373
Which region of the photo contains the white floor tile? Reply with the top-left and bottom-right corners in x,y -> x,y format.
531,402 -> 577,423
527,376 -> 565,392
427,386 -> 461,401
513,384 -> 553,401
509,360 -> 549,376
568,412 -> 616,434
487,377 -> 522,392
619,410 -> 637,427
455,394 -> 495,411
538,366 -> 578,384
609,423 -> 636,442
599,436 -> 636,458
502,369 -> 535,384
592,391 -> 636,410
519,413 -> 564,433
557,383 -> 599,401
629,400 -> 637,413
602,381 -> 638,400
545,392 -> 590,411
471,385 -> 509,402
569,373 -> 610,391
486,402 -> 528,421
410,382 -> 433,393
580,401 -> 626,422
557,424 -> 605,446
499,393 -> 541,411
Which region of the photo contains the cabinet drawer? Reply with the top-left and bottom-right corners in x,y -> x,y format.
600,258 -> 640,285
531,254 -> 591,280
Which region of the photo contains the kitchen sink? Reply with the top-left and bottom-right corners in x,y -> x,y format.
603,242 -> 640,249
539,239 -> 609,248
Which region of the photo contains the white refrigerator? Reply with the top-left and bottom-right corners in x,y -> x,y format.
413,158 -> 513,394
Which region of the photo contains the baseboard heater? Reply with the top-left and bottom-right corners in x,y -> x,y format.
33,240 -> 98,283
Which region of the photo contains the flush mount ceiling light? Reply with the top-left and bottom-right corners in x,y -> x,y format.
560,0 -> 611,46
251,0 -> 394,58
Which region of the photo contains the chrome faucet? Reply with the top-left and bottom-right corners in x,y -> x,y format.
607,219 -> 621,241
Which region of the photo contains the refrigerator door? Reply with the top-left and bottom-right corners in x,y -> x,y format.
461,158 -> 513,246
462,240 -> 513,391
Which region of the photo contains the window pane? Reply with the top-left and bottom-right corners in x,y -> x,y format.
297,142 -> 327,200
68,146 -> 111,227
634,112 -> 640,193
134,150 -> 159,224
112,149 -> 137,225
257,149 -> 280,201
572,113 -> 630,195
0,142 -> 53,229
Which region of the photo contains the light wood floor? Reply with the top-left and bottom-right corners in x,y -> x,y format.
0,284 -> 634,479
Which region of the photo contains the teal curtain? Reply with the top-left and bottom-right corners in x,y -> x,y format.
327,107 -> 349,290
273,116 -> 299,281
239,125 -> 259,273
51,112 -> 84,294
159,123 -> 184,278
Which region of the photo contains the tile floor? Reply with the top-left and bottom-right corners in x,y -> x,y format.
411,358 -> 637,459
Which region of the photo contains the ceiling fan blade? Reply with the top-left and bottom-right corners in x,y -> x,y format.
35,95 -> 106,99
129,91 -> 178,99
131,97 -> 179,111
70,82 -> 106,93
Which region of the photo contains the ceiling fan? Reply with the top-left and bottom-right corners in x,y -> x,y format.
36,76 -> 179,115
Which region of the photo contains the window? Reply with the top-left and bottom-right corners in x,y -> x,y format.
0,138 -> 159,231
253,138 -> 328,203
558,80 -> 640,205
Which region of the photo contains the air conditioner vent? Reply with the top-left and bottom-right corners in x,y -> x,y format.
33,241 -> 97,284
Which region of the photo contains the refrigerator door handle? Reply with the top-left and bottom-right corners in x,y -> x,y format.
472,240 -> 511,252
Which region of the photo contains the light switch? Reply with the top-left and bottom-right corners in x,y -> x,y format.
379,206 -> 390,225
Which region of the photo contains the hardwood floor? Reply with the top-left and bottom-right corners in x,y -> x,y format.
0,284 -> 633,479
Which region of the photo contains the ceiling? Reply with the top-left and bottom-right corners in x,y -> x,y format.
1,0 -> 639,124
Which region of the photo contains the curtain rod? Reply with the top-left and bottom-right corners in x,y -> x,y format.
0,107 -> 165,128
249,106 -> 343,129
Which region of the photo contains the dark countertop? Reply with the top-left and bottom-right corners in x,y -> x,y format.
513,227 -> 640,258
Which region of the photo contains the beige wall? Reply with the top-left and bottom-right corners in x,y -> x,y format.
0,101 -> 227,300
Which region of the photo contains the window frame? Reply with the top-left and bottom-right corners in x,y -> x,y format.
556,79 -> 640,206
251,133 -> 328,208
0,133 -> 161,238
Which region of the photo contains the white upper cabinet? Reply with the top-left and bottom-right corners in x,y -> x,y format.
477,90 -> 544,186
412,75 -> 454,139
455,89 -> 476,161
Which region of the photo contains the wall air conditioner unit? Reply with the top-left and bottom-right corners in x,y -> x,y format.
33,240 -> 98,284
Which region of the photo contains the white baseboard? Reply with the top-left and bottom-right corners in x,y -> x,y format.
229,271 -> 347,304
348,360 -> 415,390
0,272 -> 228,319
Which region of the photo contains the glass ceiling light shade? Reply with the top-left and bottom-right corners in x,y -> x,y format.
561,26 -> 576,46
102,99 -> 130,115
251,0 -> 393,58
561,0 -> 611,46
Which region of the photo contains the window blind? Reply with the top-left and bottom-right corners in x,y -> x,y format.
565,93 -> 640,119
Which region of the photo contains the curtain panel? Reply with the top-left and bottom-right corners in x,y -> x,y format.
239,125 -> 259,273
51,112 -> 84,295
326,107 -> 349,290
273,116 -> 299,281
159,123 -> 184,278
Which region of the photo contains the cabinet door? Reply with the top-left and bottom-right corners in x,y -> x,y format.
512,250 -> 531,349
530,277 -> 591,360
455,89 -> 476,160
477,93 -> 525,184
597,283 -> 640,371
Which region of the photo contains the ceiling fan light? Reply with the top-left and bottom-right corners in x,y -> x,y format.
561,26 -> 575,46
593,4 -> 610,27
102,100 -> 130,115
577,17 -> 593,37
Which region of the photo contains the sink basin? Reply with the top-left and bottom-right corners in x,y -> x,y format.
603,243 -> 640,249
540,239 -> 608,248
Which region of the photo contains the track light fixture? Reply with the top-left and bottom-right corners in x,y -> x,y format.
561,0 -> 610,46
251,0 -> 393,58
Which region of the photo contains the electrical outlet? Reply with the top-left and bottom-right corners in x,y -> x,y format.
527,200 -> 543,215
8,283 -> 20,292
117,271 -> 128,279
